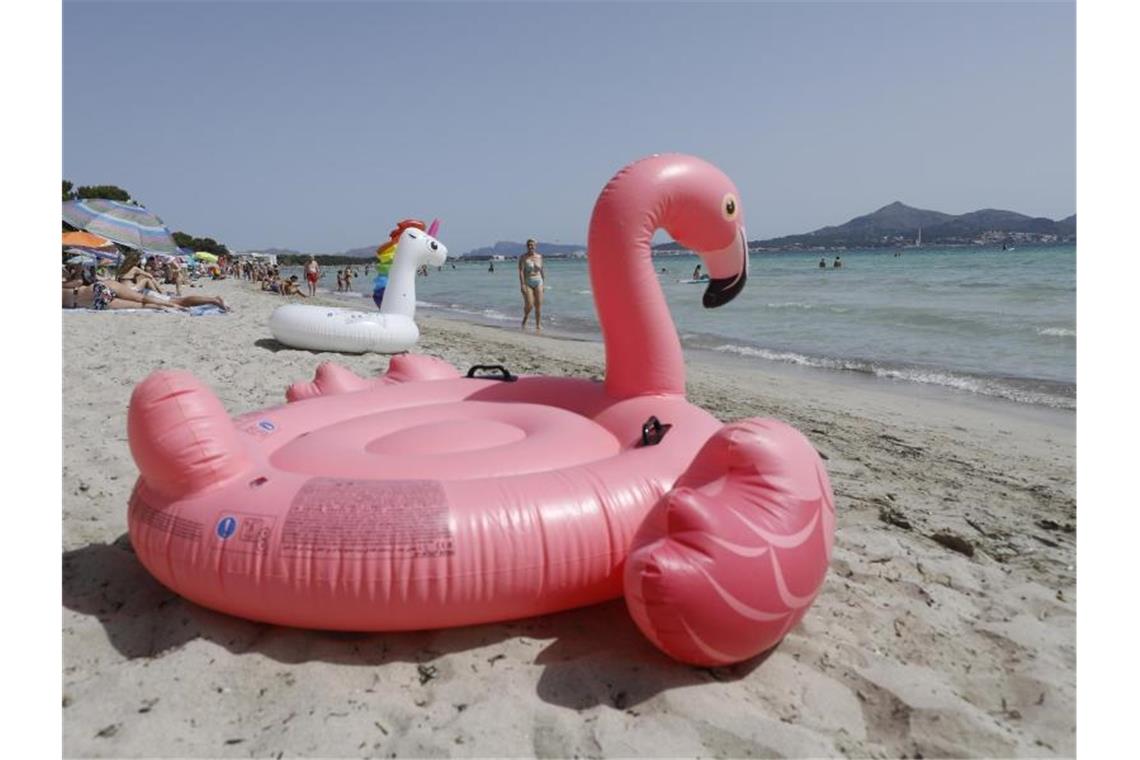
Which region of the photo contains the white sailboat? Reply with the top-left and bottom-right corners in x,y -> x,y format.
901,227 -> 921,252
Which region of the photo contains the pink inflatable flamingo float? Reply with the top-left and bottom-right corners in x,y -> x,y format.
126,154 -> 834,666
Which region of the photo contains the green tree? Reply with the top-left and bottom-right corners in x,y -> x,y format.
62,180 -> 75,201
76,185 -> 132,202
173,231 -> 230,256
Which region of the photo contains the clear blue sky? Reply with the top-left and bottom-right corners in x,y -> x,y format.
63,1 -> 1075,254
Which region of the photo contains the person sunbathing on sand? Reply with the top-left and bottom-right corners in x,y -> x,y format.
63,282 -> 175,311
63,271 -> 228,311
281,275 -> 307,298
164,258 -> 186,296
115,251 -> 166,293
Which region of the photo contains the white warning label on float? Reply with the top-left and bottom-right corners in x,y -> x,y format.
214,512 -> 276,555
281,478 -> 453,558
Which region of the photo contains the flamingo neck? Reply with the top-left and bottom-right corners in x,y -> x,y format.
588,176 -> 685,399
379,248 -> 417,318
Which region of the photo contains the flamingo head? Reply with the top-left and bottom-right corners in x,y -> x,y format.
659,156 -> 749,308
397,225 -> 448,268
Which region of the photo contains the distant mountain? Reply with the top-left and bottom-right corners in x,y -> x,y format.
922,209 -> 1060,238
341,245 -> 378,258
459,241 -> 586,259
1055,214 -> 1077,237
810,201 -> 954,239
752,202 -> 1075,249
283,240 -> 589,260
247,247 -> 306,257
246,248 -> 378,263
267,202 -> 1076,259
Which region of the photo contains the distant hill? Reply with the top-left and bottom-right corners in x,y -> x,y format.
1055,214 -> 1077,237
459,241 -> 586,259
752,201 -> 1076,249
341,245 -> 378,259
280,240 -> 588,260
265,201 -> 1076,258
810,201 -> 954,240
247,245 -> 378,259
247,247 -> 307,257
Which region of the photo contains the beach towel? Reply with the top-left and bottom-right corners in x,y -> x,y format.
63,304 -> 227,316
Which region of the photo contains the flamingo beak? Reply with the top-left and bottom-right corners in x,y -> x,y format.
703,227 -> 749,309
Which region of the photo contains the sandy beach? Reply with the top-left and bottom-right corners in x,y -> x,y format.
62,278 -> 1075,758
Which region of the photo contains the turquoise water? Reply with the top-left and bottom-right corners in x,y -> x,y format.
293,245 -> 1076,409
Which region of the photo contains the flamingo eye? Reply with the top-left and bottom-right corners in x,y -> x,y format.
722,194 -> 738,221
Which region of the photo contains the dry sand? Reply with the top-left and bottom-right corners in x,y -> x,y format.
63,278 -> 1075,758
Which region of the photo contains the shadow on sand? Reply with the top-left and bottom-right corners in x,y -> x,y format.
252,338 -> 294,353
63,537 -> 770,710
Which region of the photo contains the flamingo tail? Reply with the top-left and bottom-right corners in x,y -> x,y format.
127,370 -> 251,499
623,418 -> 836,666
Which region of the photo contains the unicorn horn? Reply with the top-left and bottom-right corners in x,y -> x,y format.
427,218 -> 440,237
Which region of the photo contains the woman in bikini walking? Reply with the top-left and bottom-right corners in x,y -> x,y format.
518,238 -> 546,333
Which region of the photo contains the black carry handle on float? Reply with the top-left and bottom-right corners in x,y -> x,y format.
465,364 -> 518,382
639,416 -> 672,447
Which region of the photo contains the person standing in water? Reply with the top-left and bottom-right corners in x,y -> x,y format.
304,256 -> 320,296
518,238 -> 545,333
833,255 -> 843,268
818,257 -> 826,268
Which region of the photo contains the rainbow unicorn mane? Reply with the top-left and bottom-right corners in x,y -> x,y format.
376,219 -> 427,276
372,218 -> 430,309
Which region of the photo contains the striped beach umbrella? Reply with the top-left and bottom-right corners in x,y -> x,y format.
66,252 -> 98,266
62,198 -> 180,255
64,246 -> 123,264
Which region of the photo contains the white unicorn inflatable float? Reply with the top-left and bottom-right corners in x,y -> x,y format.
268,219 -> 446,354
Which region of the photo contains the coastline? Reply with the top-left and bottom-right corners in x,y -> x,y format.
305,251 -> 1077,413
63,278 -> 1075,757
417,296 -> 1078,418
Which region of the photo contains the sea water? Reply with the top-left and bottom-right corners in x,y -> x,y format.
290,245 -> 1076,409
